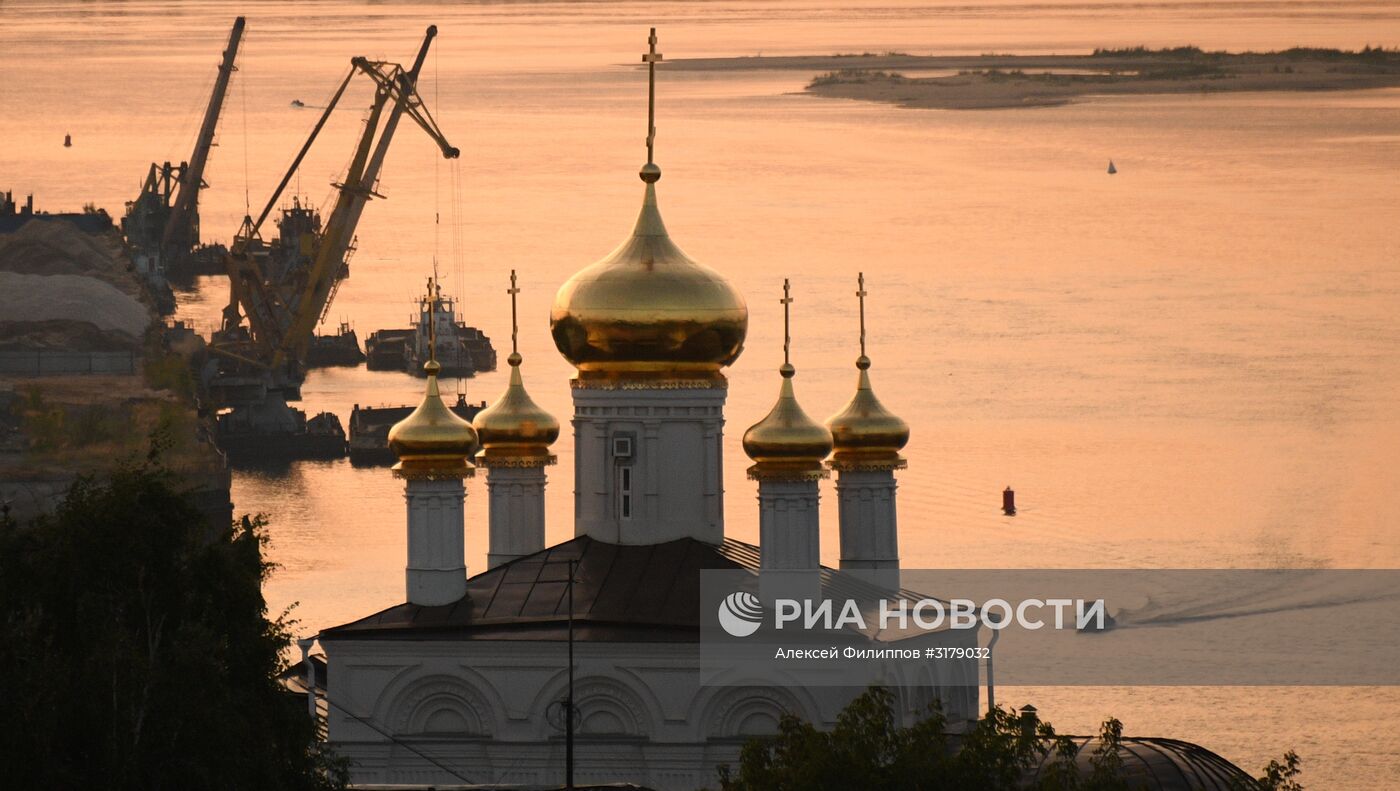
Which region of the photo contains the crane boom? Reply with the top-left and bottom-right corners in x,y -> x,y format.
163,16 -> 244,262
215,25 -> 459,396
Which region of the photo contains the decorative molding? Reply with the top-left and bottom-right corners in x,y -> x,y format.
390,675 -> 495,737
747,466 -> 829,482
828,458 -> 907,472
703,686 -> 804,738
393,467 -> 477,481
478,455 -> 557,469
572,377 -> 728,391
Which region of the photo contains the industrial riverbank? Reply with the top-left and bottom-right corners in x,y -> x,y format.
0,207 -> 230,525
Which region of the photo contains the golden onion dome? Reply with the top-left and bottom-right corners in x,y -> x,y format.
388,359 -> 479,477
550,168 -> 748,382
826,355 -> 909,470
473,352 -> 559,465
743,363 -> 834,478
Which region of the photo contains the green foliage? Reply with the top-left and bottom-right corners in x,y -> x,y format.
831,51 -> 911,58
1242,750 -> 1305,791
809,69 -> 908,88
0,462 -> 346,789
144,346 -> 196,400
1091,45 -> 1208,59
16,384 -> 140,453
1091,44 -> 1396,63
717,687 -> 1089,791
718,687 -> 1299,791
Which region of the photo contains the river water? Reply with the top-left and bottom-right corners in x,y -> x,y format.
4,0 -> 1400,785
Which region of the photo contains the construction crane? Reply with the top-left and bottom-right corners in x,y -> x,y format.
211,25 -> 458,404
122,16 -> 244,281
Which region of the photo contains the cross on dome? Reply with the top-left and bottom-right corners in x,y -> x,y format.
780,278 -> 794,368
643,27 -> 663,172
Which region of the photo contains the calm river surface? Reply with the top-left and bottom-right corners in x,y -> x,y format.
4,0 -> 1400,785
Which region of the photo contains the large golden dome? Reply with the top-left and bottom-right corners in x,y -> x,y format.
826,355 -> 909,470
551,169 -> 748,381
388,360 -> 479,477
473,352 -> 559,465
743,363 -> 833,479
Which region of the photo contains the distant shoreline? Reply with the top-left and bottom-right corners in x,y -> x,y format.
663,47 -> 1400,110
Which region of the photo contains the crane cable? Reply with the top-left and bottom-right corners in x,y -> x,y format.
240,27 -> 251,219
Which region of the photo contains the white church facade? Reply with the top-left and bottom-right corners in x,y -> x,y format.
308,29 -> 979,790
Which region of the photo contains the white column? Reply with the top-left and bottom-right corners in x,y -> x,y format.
297,637 -> 317,720
405,477 -> 467,605
758,478 -> 822,603
571,384 -> 727,545
758,479 -> 821,570
485,465 -> 547,569
835,469 -> 900,591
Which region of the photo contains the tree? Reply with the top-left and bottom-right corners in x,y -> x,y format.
718,687 -> 1300,791
716,686 -> 1092,791
0,461 -> 346,790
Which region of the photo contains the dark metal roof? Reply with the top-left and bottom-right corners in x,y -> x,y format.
320,536 -> 758,642
1023,736 -> 1256,790
319,534 -> 959,643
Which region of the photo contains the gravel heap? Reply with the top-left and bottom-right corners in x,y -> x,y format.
0,220 -> 154,350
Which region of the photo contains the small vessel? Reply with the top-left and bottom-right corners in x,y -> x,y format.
215,392 -> 347,464
1107,160 -> 1117,175
64,133 -> 72,148
290,99 -> 305,108
307,320 -> 366,368
348,396 -> 486,465
365,278 -> 496,377
365,329 -> 412,371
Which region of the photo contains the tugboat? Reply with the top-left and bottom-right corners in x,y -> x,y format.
366,277 -> 496,377
348,394 -> 486,465
307,320 -> 366,368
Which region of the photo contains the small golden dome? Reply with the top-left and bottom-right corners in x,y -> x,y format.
551,171 -> 748,382
388,360 -> 478,477
473,352 -> 559,466
826,355 -> 909,470
743,363 -> 833,478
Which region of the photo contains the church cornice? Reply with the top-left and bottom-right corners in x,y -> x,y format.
828,457 -> 907,473
392,463 -> 477,481
570,373 -> 729,391
747,463 -> 830,482
477,454 -> 557,469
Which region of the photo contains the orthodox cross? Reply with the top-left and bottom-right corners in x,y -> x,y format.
856,272 -> 868,358
780,278 -> 793,366
426,276 -> 438,366
508,269 -> 521,356
643,28 -> 663,164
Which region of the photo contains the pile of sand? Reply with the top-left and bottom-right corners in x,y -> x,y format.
0,219 -> 146,301
0,272 -> 151,341
0,220 -> 154,350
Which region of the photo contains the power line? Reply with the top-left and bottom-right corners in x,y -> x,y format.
317,689 -> 478,785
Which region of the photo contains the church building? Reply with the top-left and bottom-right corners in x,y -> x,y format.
308,29 -> 979,790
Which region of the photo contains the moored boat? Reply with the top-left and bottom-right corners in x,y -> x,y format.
365,278 -> 496,377
348,396 -> 486,465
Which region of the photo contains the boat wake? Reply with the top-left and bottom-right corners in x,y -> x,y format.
1106,572 -> 1400,630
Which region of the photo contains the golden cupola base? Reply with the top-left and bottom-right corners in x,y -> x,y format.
388,359 -> 479,479
476,270 -> 559,568
550,170 -> 748,387
474,352 -> 560,467
744,367 -> 834,482
826,355 -> 910,472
